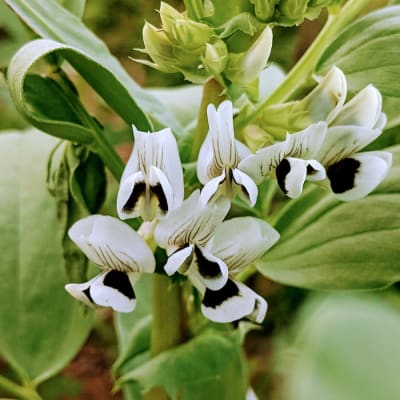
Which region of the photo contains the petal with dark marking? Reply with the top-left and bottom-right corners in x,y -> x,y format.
117,171 -> 146,220
201,279 -> 267,323
188,246 -> 228,291
239,122 -> 327,184
231,168 -> 258,206
69,215 -> 155,273
327,151 -> 392,201
276,157 -> 324,199
65,271 -> 139,313
164,245 -> 194,276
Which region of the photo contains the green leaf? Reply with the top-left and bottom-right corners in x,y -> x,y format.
5,0 -> 183,132
55,0 -> 86,18
257,145 -> 400,290
0,130 -> 93,384
118,330 -> 248,400
286,294 -> 400,400
316,6 -> 400,128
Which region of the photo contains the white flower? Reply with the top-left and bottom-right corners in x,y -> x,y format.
315,85 -> 392,201
117,126 -> 184,221
65,215 -> 155,313
198,217 -> 280,323
154,190 -> 231,291
239,122 -> 327,199
197,100 -> 258,206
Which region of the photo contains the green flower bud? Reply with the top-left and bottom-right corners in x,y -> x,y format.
250,0 -> 278,21
159,2 -> 212,50
278,0 -> 308,24
142,22 -> 177,73
224,26 -> 273,86
202,40 -> 228,75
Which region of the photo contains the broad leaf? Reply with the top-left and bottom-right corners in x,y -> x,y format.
118,330 -> 248,400
0,130 -> 93,384
257,145 -> 400,290
286,294 -> 400,400
316,6 -> 400,129
5,0 -> 183,132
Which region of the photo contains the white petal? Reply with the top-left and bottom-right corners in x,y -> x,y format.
305,159 -> 326,182
201,279 -> 267,323
154,128 -> 184,209
154,190 -> 230,249
68,215 -> 155,273
212,217 -> 280,275
239,122 -> 327,184
316,125 -> 382,166
149,165 -> 174,214
331,85 -> 382,128
199,171 -> 226,205
117,171 -> 145,220
231,168 -> 258,206
188,246 -> 229,291
90,270 -> 137,312
65,271 -> 139,313
197,133 -> 214,184
275,157 -> 308,199
197,101 -> 238,183
327,151 -> 392,201
306,66 -> 347,124
65,276 -> 98,308
164,245 -> 193,275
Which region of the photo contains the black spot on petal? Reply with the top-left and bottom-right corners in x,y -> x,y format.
151,183 -> 168,213
203,279 -> 240,308
327,158 -> 361,194
276,158 -> 290,194
103,270 -> 135,300
83,287 -> 94,304
123,181 -> 146,212
307,164 -> 317,175
195,246 -> 221,279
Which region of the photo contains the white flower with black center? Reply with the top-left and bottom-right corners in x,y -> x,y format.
197,217 -> 280,323
65,215 -> 155,313
315,85 -> 392,201
154,190 -> 231,291
239,122 -> 327,199
197,100 -> 258,206
117,126 -> 184,221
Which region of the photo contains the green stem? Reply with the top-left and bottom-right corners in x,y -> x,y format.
235,0 -> 371,131
151,275 -> 187,357
191,78 -> 225,161
0,375 -> 43,400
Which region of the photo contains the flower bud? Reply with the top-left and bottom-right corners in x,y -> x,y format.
159,2 -> 212,50
278,0 -> 308,24
224,26 -> 273,86
250,0 -> 278,21
202,40 -> 228,75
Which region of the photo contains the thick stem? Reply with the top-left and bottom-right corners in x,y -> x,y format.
0,375 -> 43,400
151,275 -> 187,357
191,78 -> 225,161
235,0 -> 372,131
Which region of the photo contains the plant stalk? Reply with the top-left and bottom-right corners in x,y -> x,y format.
235,0 -> 372,131
151,275 -> 187,357
191,78 -> 225,161
0,375 -> 43,400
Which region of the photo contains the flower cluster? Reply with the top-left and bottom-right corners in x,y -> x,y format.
66,71 -> 391,323
66,103 -> 280,323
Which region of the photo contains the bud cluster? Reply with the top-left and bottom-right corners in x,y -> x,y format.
137,2 -> 273,86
